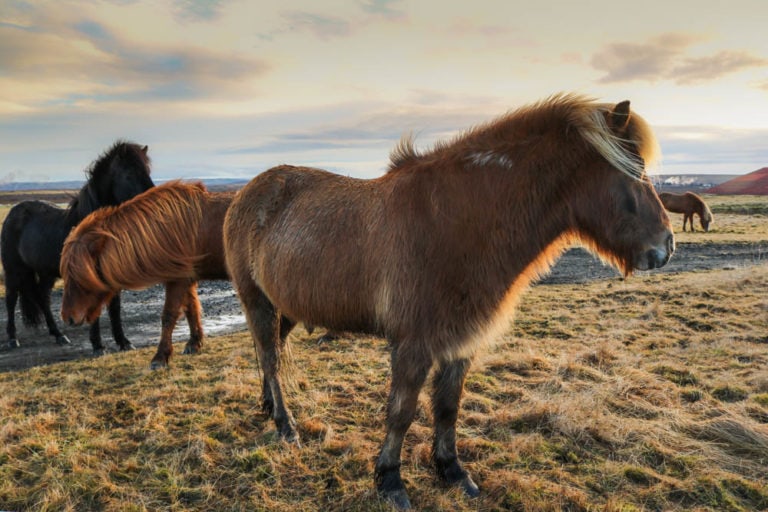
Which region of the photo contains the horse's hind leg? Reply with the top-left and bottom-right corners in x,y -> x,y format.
683,213 -> 691,232
5,284 -> 20,348
149,280 -> 188,370
181,282 -> 204,356
431,358 -> 479,497
375,344 -> 432,510
239,281 -> 298,442
38,275 -> 69,345
107,294 -> 134,351
259,315 -> 297,418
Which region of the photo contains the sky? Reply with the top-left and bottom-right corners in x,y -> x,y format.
1,0 -> 767,184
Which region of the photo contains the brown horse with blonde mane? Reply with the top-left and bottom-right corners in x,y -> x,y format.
223,94 -> 675,509
659,191 -> 713,232
60,181 -> 233,369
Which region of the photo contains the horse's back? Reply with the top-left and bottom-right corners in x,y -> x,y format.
1,201 -> 67,272
195,191 -> 234,280
226,165 -> 381,331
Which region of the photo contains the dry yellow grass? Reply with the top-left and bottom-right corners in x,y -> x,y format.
0,263 -> 766,511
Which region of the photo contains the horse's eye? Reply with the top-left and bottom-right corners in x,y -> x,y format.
624,192 -> 638,214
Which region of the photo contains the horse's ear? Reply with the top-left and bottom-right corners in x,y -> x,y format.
142,145 -> 149,155
608,100 -> 631,132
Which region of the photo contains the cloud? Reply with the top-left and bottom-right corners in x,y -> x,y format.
173,0 -> 226,22
281,11 -> 352,40
359,0 -> 407,20
672,51 -> 768,84
656,125 -> 768,173
590,33 -> 699,83
0,15 -> 271,109
591,33 -> 768,86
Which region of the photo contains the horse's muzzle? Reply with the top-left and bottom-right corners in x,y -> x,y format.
642,233 -> 675,270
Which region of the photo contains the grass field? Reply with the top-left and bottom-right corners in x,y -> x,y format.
0,194 -> 766,511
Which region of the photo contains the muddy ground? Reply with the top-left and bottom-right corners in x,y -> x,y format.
0,241 -> 765,373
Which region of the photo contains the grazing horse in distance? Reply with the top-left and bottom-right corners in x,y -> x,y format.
223,94 -> 675,509
1,141 -> 154,352
659,191 -> 714,232
59,181 -> 233,369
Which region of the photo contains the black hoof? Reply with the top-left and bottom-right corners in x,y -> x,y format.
436,457 -> 480,497
381,489 -> 412,510
92,348 -> 106,357
120,343 -> 136,351
56,335 -> 71,345
316,334 -> 339,345
8,339 -> 20,349
376,466 -> 411,510
277,419 -> 301,447
150,360 -> 169,371
458,475 -> 480,498
182,343 -> 200,355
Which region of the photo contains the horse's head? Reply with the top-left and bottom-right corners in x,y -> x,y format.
60,220 -> 116,326
701,210 -> 713,232
571,100 -> 674,275
88,141 -> 155,207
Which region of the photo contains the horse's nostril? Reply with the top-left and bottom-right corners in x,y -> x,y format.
666,234 -> 675,254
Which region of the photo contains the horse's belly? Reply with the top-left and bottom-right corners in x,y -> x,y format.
257,249 -> 378,334
18,226 -> 64,274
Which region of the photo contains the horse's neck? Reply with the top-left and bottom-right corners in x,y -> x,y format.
396,165 -> 573,277
68,185 -> 102,223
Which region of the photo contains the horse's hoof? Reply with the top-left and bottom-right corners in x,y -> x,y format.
182,343 -> 201,355
278,425 -> 301,447
150,360 -> 169,371
8,339 -> 20,349
380,489 -> 412,510
458,475 -> 480,498
93,348 -> 106,357
316,333 -> 339,345
120,343 -> 136,351
57,335 -> 71,345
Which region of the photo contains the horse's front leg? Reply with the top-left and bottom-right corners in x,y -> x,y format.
181,282 -> 203,355
107,294 -> 134,351
149,281 -> 188,370
88,317 -> 106,355
431,358 -> 479,497
375,345 -> 432,510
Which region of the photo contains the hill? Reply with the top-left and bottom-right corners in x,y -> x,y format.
652,174 -> 736,194
708,167 -> 768,195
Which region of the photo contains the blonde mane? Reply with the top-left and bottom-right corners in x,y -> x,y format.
389,93 -> 661,180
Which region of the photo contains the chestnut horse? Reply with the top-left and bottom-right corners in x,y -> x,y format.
659,191 -> 713,232
223,94 -> 675,509
59,181 -> 233,369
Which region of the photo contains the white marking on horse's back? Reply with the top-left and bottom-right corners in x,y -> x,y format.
466,150 -> 514,170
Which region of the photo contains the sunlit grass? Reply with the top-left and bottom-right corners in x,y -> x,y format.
0,264 -> 766,511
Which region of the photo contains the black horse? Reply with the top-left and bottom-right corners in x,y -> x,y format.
1,140 -> 155,353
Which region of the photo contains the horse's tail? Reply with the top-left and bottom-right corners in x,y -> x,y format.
17,271 -> 45,326
0,209 -> 45,327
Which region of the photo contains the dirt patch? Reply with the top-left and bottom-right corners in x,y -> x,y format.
0,241 -> 765,373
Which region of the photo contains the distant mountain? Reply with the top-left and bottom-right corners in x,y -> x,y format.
708,167 -> 768,195
652,174 -> 737,194
0,178 -> 250,192
0,181 -> 84,191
